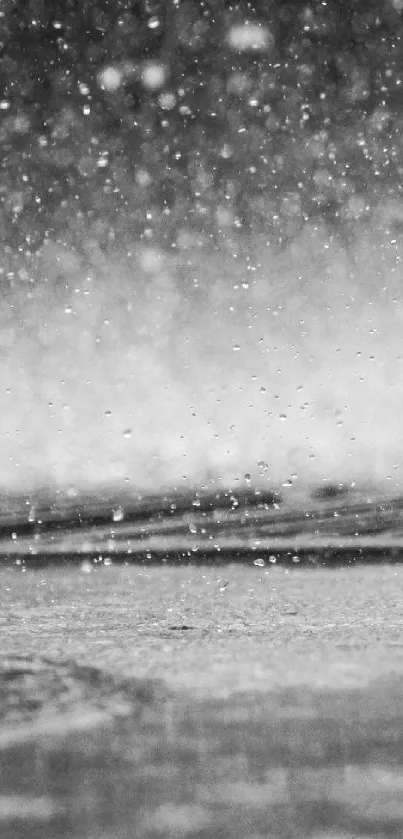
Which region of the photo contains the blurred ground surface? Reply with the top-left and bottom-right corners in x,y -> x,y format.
1,565 -> 403,838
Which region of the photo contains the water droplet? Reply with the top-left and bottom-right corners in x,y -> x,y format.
148,15 -> 161,29
233,344 -> 241,351
123,428 -> 132,439
98,66 -> 123,92
268,555 -> 277,564
80,560 -> 93,574
257,460 -> 269,471
104,410 -> 112,418
112,507 -> 124,523
244,472 -> 251,484
103,557 -> 113,566
141,61 -> 167,91
253,557 -> 265,566
218,579 -> 228,591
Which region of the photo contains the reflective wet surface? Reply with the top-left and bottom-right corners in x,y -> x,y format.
1,564 -> 403,838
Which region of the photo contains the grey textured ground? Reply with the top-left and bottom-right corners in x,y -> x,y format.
1,563 -> 403,838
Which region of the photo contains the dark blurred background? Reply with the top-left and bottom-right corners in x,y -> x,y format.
2,0 -> 403,254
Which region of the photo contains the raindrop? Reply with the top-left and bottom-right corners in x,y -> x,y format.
253,557 -> 265,566
159,92 -> 176,110
220,143 -> 234,159
98,66 -> 123,92
112,507 -> 124,523
80,560 -> 93,574
123,428 -> 132,439
141,61 -> 167,91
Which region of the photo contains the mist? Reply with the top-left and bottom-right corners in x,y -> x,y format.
2,211 -> 403,499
